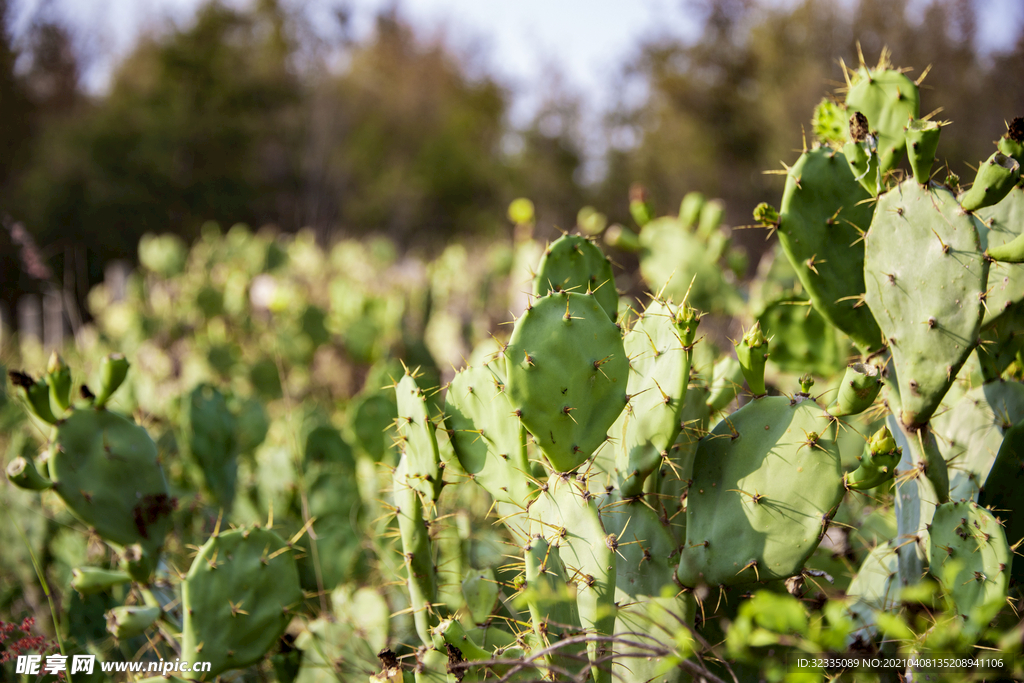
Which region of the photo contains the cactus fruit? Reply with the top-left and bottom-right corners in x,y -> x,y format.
8,370 -> 59,424
928,501 -> 1011,623
504,291 -> 629,472
678,395 -> 843,587
71,567 -> 132,595
106,605 -> 162,640
864,179 -> 988,429
94,354 -> 131,408
960,152 -> 1021,212
775,146 -> 881,352
180,526 -> 303,679
533,234 -> 618,321
997,117 -> 1024,163
826,363 -> 882,417
45,352 -> 72,413
6,456 -> 53,491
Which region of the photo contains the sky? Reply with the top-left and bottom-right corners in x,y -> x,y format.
10,0 -> 1024,124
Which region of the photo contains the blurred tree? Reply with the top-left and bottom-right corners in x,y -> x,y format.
306,10 -> 510,245
12,0 -> 304,264
602,0 -> 1024,269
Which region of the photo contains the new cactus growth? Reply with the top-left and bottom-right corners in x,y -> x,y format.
734,322 -> 768,397
904,118 -> 942,185
844,426 -> 901,490
534,234 -> 618,321
827,363 -> 882,417
960,152 -> 1021,212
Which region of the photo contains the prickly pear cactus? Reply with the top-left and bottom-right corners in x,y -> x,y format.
774,146 -> 881,352
180,526 -> 303,679
928,501 -> 1011,624
504,291 -> 629,472
864,179 -> 988,429
677,395 -> 844,587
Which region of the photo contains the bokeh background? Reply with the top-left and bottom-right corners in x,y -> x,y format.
2,0 -> 1023,327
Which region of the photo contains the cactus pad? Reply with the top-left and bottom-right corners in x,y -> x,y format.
533,234 -> 618,321
864,180 -> 988,428
505,291 -> 628,472
180,526 -> 303,679
678,396 -> 843,587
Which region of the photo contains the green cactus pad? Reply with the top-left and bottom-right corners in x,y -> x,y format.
184,384 -> 239,511
393,455 -> 438,647
180,526 -> 303,679
756,295 -> 845,377
933,381 -> 1024,501
49,409 -> 173,551
864,179 -> 988,429
777,146 -> 881,352
928,501 -> 1011,623
609,300 -> 696,497
445,365 -> 534,506
844,64 -> 920,175
978,419 -> 1024,586
977,184 -> 1024,326
505,291 -> 628,472
678,396 -> 843,587
533,234 -> 618,321
395,374 -> 444,502
527,474 -> 615,683
638,217 -> 743,314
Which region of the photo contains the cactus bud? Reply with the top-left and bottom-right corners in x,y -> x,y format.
827,363 -> 882,417
72,567 -> 132,595
603,224 -> 641,253
45,352 -> 72,414
960,152 -> 1021,212
678,191 -> 705,230
844,426 -> 902,491
9,370 -> 58,424
997,117 -> 1024,163
798,374 -> 815,395
629,183 -> 654,228
735,322 -> 769,397
6,456 -> 53,491
94,354 -> 130,408
676,303 -> 700,347
752,202 -> 779,228
106,605 -> 161,640
904,118 -> 942,186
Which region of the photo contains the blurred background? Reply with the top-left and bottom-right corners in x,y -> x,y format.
1,0 -> 1022,332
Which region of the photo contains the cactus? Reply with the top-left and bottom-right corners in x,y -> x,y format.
180,526 -> 304,679
677,394 -> 844,587
533,234 -> 618,321
504,291 -> 629,473
773,146 -> 881,352
843,49 -> 920,177
864,179 -> 989,429
928,501 -> 1011,624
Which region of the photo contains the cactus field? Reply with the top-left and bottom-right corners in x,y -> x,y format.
4,51 -> 1024,683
